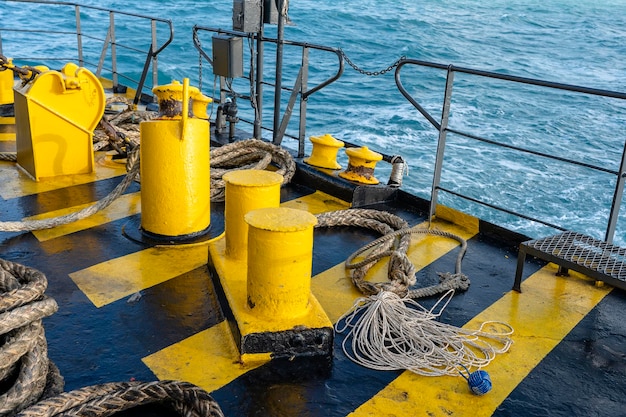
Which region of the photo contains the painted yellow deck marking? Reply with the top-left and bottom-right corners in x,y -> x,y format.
348,265 -> 612,417
312,219 -> 477,323
281,190 -> 350,213
27,192 -> 141,241
0,118 -> 15,141
69,244 -> 209,308
69,192 -> 349,308
142,321 -> 268,392
0,152 -> 127,199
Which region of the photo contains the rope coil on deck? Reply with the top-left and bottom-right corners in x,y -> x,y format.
16,380 -> 225,417
316,209 -> 469,298
0,259 -> 63,416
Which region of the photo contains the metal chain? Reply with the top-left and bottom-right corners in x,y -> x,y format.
0,54 -> 42,84
340,49 -> 406,76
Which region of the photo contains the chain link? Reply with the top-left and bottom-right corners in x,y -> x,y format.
340,49 -> 405,77
0,53 -> 43,84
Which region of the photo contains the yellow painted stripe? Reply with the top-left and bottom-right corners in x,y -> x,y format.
28,192 -> 141,242
0,118 -> 15,141
0,152 -> 127,199
348,265 -> 612,417
142,321 -> 268,391
69,243 -> 209,308
281,190 -> 350,213
68,191 -> 349,308
312,218 -> 477,322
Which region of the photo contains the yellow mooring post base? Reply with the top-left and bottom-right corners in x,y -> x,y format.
207,206 -> 333,361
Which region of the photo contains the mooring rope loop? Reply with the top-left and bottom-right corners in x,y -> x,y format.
16,380 -> 225,417
0,259 -> 63,416
317,209 -> 469,299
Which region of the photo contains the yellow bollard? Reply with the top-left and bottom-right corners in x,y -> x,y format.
245,207 -> 318,319
223,169 -> 283,259
140,78 -> 211,238
0,59 -> 15,105
339,146 -> 383,185
303,133 -> 344,169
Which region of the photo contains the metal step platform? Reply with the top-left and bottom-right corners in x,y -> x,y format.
513,231 -> 626,292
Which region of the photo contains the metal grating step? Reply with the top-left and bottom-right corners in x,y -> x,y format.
513,231 -> 626,292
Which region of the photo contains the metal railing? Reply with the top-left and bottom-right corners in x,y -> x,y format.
395,58 -> 626,243
192,25 -> 344,157
0,0 -> 173,107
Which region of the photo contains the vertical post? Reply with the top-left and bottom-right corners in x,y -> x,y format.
605,139 -> 626,243
272,0 -> 285,144
109,11 -> 118,88
74,5 -> 83,67
254,9 -> 264,139
428,66 -> 455,224
298,47 -> 309,158
151,20 -> 158,88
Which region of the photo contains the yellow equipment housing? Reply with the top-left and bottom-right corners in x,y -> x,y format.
14,62 -> 105,181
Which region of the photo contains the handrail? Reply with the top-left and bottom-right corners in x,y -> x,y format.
1,0 -> 173,105
192,25 -> 344,155
395,58 -> 626,243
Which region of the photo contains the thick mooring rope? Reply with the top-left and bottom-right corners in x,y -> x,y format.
0,259 -> 63,416
316,209 -> 469,298
16,380 -> 225,417
0,153 -> 140,233
210,138 -> 296,202
335,290 -> 513,377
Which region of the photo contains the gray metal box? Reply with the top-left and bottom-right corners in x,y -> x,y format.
233,0 -> 262,33
212,35 -> 244,78
264,0 -> 279,24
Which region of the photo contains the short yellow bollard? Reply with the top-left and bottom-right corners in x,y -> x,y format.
303,133 -> 344,169
140,78 -> 211,238
339,146 -> 383,185
245,207 -> 318,319
223,169 -> 283,260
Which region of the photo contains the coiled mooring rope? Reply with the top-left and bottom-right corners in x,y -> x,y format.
16,380 -> 225,417
0,259 -> 63,416
316,208 -> 470,298
320,209 -> 513,392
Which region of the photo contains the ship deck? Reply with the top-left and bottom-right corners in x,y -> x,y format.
1,127 -> 625,416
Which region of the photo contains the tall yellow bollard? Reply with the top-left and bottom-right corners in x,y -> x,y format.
223,169 -> 283,259
245,207 -> 318,319
140,78 -> 212,239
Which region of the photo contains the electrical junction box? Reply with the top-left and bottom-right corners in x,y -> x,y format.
233,0 -> 261,33
264,0 -> 288,25
212,35 -> 244,78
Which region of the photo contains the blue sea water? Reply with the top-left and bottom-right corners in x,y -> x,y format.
3,0 -> 626,244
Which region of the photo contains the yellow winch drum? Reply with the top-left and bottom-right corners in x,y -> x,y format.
14,62 -> 105,181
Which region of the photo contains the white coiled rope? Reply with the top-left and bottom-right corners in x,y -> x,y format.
335,289 -> 513,377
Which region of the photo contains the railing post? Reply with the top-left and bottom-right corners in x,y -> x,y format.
605,140 -> 626,243
429,66 -> 455,223
298,47 -> 309,158
151,20 -> 158,88
109,11 -> 118,88
272,0 -> 285,144
74,5 -> 83,67
254,30 -> 264,139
